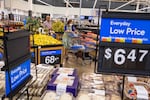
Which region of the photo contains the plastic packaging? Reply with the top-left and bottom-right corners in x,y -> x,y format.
124,82 -> 150,100
42,91 -> 73,100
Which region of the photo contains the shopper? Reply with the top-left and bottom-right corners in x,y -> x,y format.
43,15 -> 52,31
63,19 -> 74,48
62,19 -> 76,61
43,15 -> 57,38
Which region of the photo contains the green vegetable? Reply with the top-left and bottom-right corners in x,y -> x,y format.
52,21 -> 64,32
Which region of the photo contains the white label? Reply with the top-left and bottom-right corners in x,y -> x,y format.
56,84 -> 67,96
59,74 -> 68,77
93,80 -> 103,84
127,77 -> 137,82
134,85 -> 148,100
57,68 -> 74,75
94,89 -> 105,95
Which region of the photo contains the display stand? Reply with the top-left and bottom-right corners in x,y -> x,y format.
0,26 -> 32,100
121,75 -> 125,100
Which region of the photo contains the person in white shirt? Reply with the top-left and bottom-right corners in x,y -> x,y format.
43,15 -> 52,31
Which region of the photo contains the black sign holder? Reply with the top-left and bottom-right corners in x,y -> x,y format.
96,10 -> 150,100
121,75 -> 125,100
0,26 -> 32,100
30,32 -> 38,79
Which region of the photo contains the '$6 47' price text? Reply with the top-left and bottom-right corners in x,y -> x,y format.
104,48 -> 148,65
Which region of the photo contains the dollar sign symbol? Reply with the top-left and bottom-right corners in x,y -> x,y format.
104,48 -> 112,60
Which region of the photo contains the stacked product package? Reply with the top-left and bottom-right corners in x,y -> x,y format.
0,71 -> 5,97
77,73 -> 122,100
28,64 -> 54,99
124,76 -> 150,100
42,68 -> 79,100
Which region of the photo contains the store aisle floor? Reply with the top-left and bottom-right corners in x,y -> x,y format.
63,53 -> 95,76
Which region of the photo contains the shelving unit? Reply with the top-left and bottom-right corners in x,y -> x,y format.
76,26 -> 99,62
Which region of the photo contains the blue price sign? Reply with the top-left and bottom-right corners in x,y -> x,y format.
97,11 -> 150,76
100,18 -> 150,44
40,50 -> 61,65
5,59 -> 31,96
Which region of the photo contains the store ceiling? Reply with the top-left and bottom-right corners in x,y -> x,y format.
23,0 -> 150,11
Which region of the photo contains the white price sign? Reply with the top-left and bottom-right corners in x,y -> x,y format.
104,48 -> 148,65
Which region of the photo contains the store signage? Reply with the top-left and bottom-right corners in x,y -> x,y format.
97,11 -> 150,75
98,44 -> 150,75
40,50 -> 61,65
5,59 -> 31,96
100,18 -> 150,44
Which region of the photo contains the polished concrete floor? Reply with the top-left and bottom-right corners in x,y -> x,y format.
63,53 -> 96,76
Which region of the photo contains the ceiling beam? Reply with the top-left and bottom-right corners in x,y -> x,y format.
93,0 -> 98,9
36,0 -> 51,6
114,0 -> 135,10
64,0 -> 74,8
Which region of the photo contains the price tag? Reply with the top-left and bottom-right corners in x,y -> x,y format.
127,77 -> 137,83
44,55 -> 60,64
104,48 -> 149,66
134,85 -> 148,100
97,43 -> 150,75
93,80 -> 103,84
94,89 -> 105,95
56,84 -> 67,96
40,50 -> 61,65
